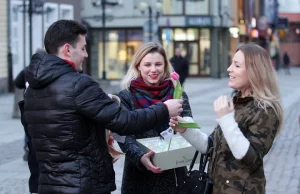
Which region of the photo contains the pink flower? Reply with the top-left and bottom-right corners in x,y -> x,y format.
171,72 -> 180,81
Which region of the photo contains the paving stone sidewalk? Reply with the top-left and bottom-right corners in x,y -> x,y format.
0,68 -> 299,194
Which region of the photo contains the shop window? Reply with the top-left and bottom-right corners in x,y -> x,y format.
162,28 -> 173,41
98,30 -> 143,79
185,0 -> 209,15
199,29 -> 211,75
188,42 -> 199,75
187,29 -> 198,41
106,30 -> 125,41
127,30 -> 143,41
12,6 -> 18,22
98,41 -> 127,79
44,3 -> 58,37
162,41 -> 174,59
162,0 -> 183,15
59,4 -> 74,20
174,28 -> 187,41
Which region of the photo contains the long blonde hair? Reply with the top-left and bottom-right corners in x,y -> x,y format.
238,43 -> 283,131
121,42 -> 175,89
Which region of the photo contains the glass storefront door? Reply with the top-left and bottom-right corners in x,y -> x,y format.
174,41 -> 199,76
162,28 -> 211,77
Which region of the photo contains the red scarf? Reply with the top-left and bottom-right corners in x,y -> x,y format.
130,78 -> 174,109
64,59 -> 75,69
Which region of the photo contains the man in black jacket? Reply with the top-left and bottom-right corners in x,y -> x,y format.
170,48 -> 189,85
23,20 -> 183,194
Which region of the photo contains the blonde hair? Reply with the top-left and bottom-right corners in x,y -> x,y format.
121,42 -> 175,89
238,43 -> 283,132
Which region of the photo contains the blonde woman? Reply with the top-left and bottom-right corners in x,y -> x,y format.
118,42 -> 193,194
170,43 -> 283,194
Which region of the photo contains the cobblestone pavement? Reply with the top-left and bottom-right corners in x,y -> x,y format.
264,100 -> 300,194
0,68 -> 299,194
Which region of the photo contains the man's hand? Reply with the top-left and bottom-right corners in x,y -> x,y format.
213,96 -> 234,119
164,99 -> 183,117
169,116 -> 187,133
140,151 -> 163,173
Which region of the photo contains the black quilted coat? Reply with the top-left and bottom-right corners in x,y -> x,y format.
23,53 -> 169,194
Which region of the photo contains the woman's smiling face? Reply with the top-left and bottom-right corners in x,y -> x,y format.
138,52 -> 165,86
227,50 -> 250,92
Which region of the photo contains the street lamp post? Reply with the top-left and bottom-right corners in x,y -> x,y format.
148,6 -> 152,41
92,0 -> 118,80
20,0 -> 47,60
29,0 -> 33,58
137,2 -> 161,42
101,0 -> 106,79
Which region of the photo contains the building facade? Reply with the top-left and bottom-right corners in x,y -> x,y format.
0,0 -> 9,93
82,0 -> 234,80
8,0 -> 81,91
278,0 -> 300,66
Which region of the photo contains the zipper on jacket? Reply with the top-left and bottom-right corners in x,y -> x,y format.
174,169 -> 178,187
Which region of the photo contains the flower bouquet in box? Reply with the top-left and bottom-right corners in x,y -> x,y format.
167,72 -> 200,151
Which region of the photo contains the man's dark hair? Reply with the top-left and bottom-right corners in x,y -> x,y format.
44,20 -> 87,54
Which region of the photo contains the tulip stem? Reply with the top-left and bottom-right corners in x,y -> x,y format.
167,138 -> 172,151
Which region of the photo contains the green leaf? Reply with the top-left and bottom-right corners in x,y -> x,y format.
174,81 -> 182,99
178,121 -> 201,129
179,84 -> 184,98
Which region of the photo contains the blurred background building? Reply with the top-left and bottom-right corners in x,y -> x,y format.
0,0 -> 9,94
278,0 -> 300,66
7,0 -> 81,93
0,0 -> 299,94
82,0 -> 234,80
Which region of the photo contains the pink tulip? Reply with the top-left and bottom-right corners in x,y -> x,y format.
171,72 -> 180,81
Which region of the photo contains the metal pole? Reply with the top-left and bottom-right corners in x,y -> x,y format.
7,0 -> 13,92
102,0 -> 106,80
29,0 -> 33,58
148,5 -> 152,41
23,0 -> 26,68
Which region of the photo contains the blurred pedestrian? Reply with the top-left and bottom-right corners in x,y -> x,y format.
15,48 -> 46,162
203,48 -> 210,72
22,19 -> 183,194
170,43 -> 283,194
170,48 -> 189,85
283,52 -> 291,75
269,35 -> 280,71
118,42 -> 192,194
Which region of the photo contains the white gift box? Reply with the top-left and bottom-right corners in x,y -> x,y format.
137,135 -> 200,170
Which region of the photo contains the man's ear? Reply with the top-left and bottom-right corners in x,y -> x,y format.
61,43 -> 71,58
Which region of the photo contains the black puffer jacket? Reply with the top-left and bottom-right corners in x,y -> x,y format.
23,53 -> 169,194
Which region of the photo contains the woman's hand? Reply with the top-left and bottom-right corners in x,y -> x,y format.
140,151 -> 163,173
169,116 -> 187,133
108,136 -> 114,147
213,96 -> 234,119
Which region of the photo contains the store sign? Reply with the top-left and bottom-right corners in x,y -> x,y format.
185,16 -> 213,27
277,17 -> 289,29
